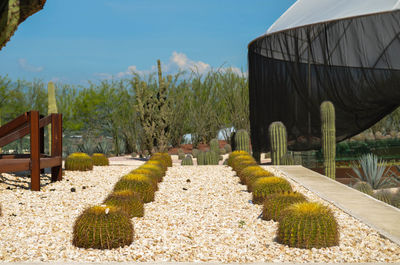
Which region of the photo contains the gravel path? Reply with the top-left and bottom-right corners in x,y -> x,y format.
0,164 -> 399,262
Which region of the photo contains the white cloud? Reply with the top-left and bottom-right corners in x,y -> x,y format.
94,51 -> 247,79
18,58 -> 44,72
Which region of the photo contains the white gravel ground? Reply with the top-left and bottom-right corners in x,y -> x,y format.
0,162 -> 399,263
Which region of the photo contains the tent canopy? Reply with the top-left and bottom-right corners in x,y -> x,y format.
248,0 -> 400,153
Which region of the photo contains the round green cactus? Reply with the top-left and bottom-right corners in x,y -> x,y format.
219,148 -> 226,155
149,152 -> 172,168
373,190 -> 394,205
114,174 -> 155,203
104,190 -> 144,218
239,166 -> 274,190
139,164 -> 164,182
231,156 -> 257,175
277,202 -> 339,249
72,205 -> 134,249
146,160 -> 167,173
224,143 -> 232,153
252,177 -> 292,204
65,152 -> 93,171
192,148 -> 200,158
91,153 -> 109,166
205,150 -> 219,165
227,150 -> 250,167
129,168 -> 158,191
353,181 -> 373,196
197,151 -> 207,165
262,191 -> 307,221
181,155 -> 194,166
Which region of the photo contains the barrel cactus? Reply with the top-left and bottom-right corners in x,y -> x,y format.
210,138 -> 220,154
240,166 -> 274,190
252,177 -> 292,204
65,153 -> 93,171
262,191 -> 307,221
227,150 -> 250,166
149,152 -> 172,168
104,190 -> 144,218
114,174 -> 155,203
139,164 -> 164,182
192,148 -> 200,158
219,148 -> 226,155
129,168 -> 158,191
91,153 -> 109,166
181,155 -> 194,166
321,101 -> 336,179
353,181 -> 373,196
197,151 -> 206,165
205,150 -> 219,165
72,205 -> 133,249
277,202 -> 339,249
269,122 -> 287,165
373,190 -> 394,205
234,129 -> 251,154
146,160 -> 167,173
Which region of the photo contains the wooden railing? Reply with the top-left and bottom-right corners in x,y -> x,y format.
0,111 -> 62,191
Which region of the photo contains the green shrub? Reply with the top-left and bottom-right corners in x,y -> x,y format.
178,148 -> 185,160
277,202 -> 339,249
262,191 -> 307,221
114,174 -> 155,203
72,205 -> 133,249
104,190 -> 144,217
91,153 -> 109,166
352,181 -> 373,195
252,177 -> 292,204
65,152 -> 93,171
181,155 -> 194,166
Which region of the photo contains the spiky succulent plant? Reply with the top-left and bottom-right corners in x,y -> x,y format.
197,151 -> 206,165
72,205 -> 133,249
227,150 -> 250,167
113,174 -> 155,203
192,148 -> 200,158
252,177 -> 292,204
262,191 -> 307,221
104,190 -> 144,218
149,152 -> 172,168
139,164 -> 164,182
91,153 -> 109,166
129,168 -> 158,191
277,202 -> 339,249
373,190 -> 394,205
65,152 -> 93,171
178,148 -> 185,160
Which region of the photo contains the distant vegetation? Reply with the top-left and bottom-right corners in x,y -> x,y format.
0,67 -> 249,156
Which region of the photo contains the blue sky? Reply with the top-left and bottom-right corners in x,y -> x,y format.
0,0 -> 295,85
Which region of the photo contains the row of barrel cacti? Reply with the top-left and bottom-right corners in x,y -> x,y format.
353,181 -> 400,207
227,151 -> 339,249
72,152 -> 172,249
65,152 -> 109,171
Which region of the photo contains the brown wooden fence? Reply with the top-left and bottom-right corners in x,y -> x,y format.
0,111 -> 62,191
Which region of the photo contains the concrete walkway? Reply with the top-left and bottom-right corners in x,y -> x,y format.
270,165 -> 400,246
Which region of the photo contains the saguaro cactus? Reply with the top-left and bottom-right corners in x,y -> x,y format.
321,101 -> 336,179
48,81 -> 58,153
269,122 -> 287,165
234,129 -> 251,154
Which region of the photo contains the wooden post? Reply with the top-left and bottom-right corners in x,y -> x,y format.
40,117 -> 45,174
30,111 -> 40,191
51,113 -> 62,182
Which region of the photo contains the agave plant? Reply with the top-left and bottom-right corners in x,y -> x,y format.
350,153 -> 394,189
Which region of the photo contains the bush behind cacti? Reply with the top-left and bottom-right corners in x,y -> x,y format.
262,191 -> 307,221
252,177 -> 292,204
104,190 -> 144,218
91,153 -> 109,166
114,174 -> 155,203
277,202 -> 339,249
65,152 -> 93,171
72,205 -> 133,249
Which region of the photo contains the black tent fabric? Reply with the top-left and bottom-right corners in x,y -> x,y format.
248,10 -> 400,153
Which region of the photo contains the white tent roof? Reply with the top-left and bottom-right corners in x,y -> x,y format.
267,0 -> 400,34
